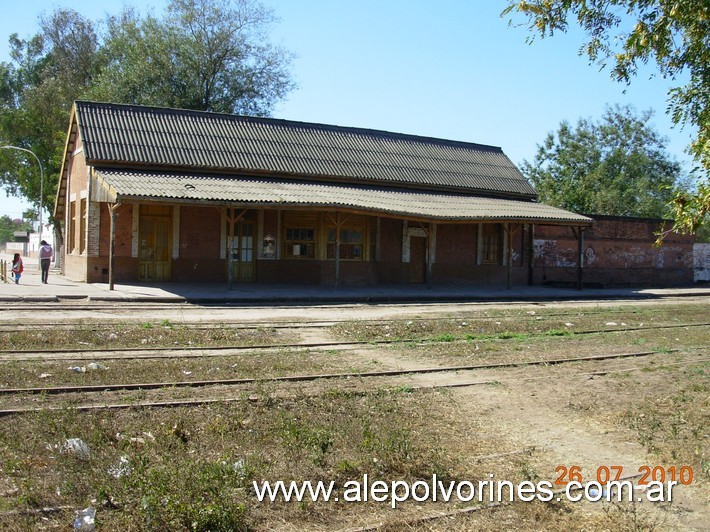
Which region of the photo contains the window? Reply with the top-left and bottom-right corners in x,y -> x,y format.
69,201 -> 76,253
481,224 -> 502,264
327,228 -> 363,260
284,227 -> 315,258
79,198 -> 87,254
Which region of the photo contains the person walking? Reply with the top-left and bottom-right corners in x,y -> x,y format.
11,253 -> 23,284
39,240 -> 53,284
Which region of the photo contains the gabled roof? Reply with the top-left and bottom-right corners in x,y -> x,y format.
73,101 -> 537,199
55,101 -> 592,226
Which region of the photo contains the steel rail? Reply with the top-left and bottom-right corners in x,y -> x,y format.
0,348 -> 693,396
0,353 -> 706,416
0,305 -> 690,331
0,294 -> 706,313
0,321 -> 708,359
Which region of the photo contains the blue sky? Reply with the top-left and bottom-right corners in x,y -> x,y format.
0,0 -> 696,219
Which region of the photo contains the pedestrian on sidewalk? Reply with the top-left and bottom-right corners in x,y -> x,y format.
11,253 -> 23,284
39,240 -> 53,284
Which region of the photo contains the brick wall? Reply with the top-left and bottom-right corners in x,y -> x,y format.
429,223 -> 527,284
257,260 -> 322,284
85,256 -> 139,283
179,206 -> 221,259
87,202 -> 133,283
533,215 -> 694,287
98,203 -> 134,258
436,224 -> 476,264
73,202 -> 696,288
87,201 -> 101,257
378,218 -> 402,263
62,150 -> 89,280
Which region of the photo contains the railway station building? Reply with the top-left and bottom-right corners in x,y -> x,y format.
53,101 -> 693,288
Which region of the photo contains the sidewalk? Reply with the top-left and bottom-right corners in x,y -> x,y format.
1,253 -> 708,304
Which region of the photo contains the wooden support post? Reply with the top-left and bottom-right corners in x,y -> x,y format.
504,223 -> 516,290
327,212 -> 349,288
227,208 -> 235,290
527,224 -> 535,286
577,227 -> 585,291
108,203 -> 119,291
426,222 -> 435,286
337,212 -> 343,288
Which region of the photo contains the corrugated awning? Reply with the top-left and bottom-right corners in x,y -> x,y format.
94,168 -> 592,224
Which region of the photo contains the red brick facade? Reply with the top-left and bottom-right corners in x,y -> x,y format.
533,216 -> 695,287
62,191 -> 695,288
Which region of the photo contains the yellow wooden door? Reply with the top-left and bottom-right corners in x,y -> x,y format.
139,214 -> 172,281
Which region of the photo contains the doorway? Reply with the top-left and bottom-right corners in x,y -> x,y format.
231,221 -> 255,282
409,236 -> 427,283
139,205 -> 172,281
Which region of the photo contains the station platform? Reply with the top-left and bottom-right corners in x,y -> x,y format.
1,254 -> 708,304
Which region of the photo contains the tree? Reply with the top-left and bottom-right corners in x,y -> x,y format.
89,0 -> 294,115
0,214 -> 31,243
667,182 -> 710,241
503,0 -> 709,234
522,105 -> 686,218
0,9 -> 100,223
0,0 -> 294,222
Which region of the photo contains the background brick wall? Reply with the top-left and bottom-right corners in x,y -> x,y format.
98,203 -> 133,258
533,215 -> 694,287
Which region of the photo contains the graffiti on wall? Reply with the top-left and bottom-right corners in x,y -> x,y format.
694,243 -> 710,282
533,239 -> 693,271
533,239 -> 576,267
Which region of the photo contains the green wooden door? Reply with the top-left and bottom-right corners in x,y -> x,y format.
231,221 -> 255,282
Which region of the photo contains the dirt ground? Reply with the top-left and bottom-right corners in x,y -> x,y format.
300,302 -> 709,530
263,298 -> 707,530
0,297 -> 707,530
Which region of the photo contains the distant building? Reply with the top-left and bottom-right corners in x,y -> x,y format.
28,223 -> 55,259
3,224 -> 55,260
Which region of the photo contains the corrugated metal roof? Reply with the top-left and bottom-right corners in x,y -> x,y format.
76,101 -> 537,199
96,168 -> 591,224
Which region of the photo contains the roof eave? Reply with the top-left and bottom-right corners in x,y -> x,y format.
85,161 -> 539,201
53,103 -> 80,221
113,193 -> 591,226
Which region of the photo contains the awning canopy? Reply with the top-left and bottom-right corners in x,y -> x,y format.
93,168 -> 592,225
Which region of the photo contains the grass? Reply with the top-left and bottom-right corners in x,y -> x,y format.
0,323 -> 296,351
0,301 -> 705,530
0,350 -> 381,390
331,303 -> 707,343
622,362 -> 710,481
2,386 -> 669,531
0,389 -> 466,530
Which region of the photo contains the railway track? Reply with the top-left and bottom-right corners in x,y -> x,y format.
0,349 -> 705,415
0,348 -> 685,396
1,298 -> 706,530
0,304 -> 695,330
0,294 -> 706,316
0,321 -> 707,361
